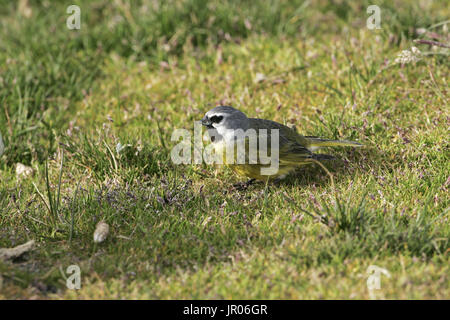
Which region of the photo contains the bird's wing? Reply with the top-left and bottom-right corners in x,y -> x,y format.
249,118 -> 311,144
247,118 -> 312,165
277,140 -> 313,165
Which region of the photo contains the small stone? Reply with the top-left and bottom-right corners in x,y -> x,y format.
16,163 -> 34,178
254,72 -> 266,83
93,221 -> 110,243
415,28 -> 427,35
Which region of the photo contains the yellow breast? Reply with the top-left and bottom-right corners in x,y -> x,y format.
212,141 -> 296,180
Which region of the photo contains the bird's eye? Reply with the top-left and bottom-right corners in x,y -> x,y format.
210,115 -> 223,123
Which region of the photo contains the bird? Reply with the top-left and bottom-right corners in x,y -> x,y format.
201,106 -> 362,181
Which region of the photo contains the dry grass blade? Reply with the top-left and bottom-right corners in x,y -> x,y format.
0,240 -> 35,261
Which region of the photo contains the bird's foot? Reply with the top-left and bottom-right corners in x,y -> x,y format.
271,174 -> 287,185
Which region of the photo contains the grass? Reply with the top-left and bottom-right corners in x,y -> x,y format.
0,0 -> 449,299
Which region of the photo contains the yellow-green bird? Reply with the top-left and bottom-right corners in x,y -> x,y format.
201,106 -> 362,181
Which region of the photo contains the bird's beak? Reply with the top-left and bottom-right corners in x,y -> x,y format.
201,116 -> 212,127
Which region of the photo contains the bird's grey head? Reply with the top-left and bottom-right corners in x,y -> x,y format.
201,106 -> 249,132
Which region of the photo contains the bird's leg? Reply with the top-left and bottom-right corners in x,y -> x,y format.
233,178 -> 256,190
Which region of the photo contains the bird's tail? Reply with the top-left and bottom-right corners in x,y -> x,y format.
305,136 -> 363,150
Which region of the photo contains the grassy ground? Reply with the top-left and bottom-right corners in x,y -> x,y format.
0,0 -> 449,299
